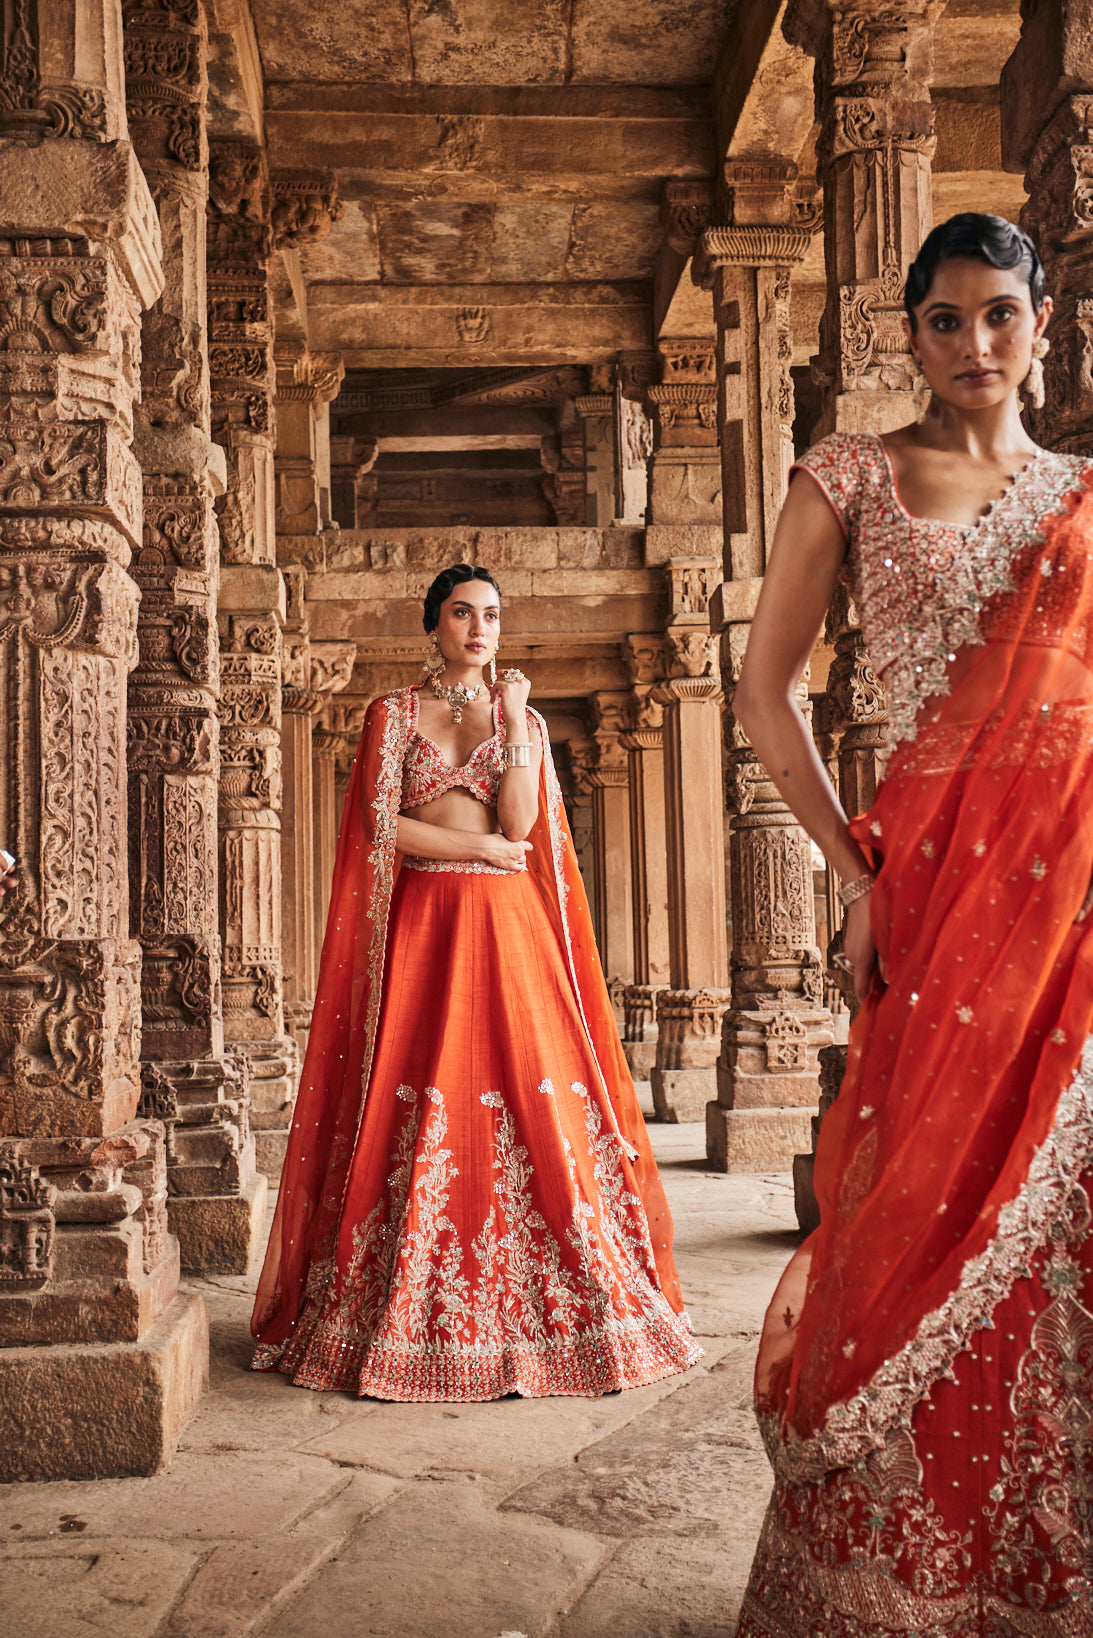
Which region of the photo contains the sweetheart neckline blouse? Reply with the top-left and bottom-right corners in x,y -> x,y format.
400,688 -> 506,811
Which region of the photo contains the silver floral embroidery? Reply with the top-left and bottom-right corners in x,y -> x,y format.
794,434 -> 1092,752
763,1031 -> 1093,1488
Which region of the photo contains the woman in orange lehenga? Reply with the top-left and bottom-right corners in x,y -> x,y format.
733,214 -> 1093,1635
251,563 -> 701,1401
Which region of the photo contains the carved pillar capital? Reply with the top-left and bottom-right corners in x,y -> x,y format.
270,169 -> 344,250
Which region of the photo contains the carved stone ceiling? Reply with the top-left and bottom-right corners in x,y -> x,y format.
236,0 -> 1028,371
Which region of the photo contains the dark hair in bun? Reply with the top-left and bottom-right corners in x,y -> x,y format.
422,563 -> 502,632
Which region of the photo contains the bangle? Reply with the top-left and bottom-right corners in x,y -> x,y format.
502,741 -> 532,769
837,871 -> 875,907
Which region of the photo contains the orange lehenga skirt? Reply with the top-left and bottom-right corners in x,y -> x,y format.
254,855 -> 701,1401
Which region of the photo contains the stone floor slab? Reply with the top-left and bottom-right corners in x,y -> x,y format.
0,1451 -> 345,1542
269,1479 -> 608,1638
558,1537 -> 753,1638
502,1345 -> 772,1539
0,1536 -> 198,1638
293,1354 -> 716,1489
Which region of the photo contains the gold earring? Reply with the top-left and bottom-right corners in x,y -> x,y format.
488,655 -> 497,686
1022,336 -> 1049,412
422,630 -> 445,681
910,352 -> 930,419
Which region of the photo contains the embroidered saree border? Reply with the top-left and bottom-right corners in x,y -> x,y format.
765,1032 -> 1093,1486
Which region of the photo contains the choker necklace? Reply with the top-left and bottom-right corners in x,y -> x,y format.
430,673 -> 486,725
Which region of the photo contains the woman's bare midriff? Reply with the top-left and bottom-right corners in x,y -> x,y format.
402,788 -> 500,833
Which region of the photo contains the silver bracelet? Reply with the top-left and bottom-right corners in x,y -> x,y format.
501,741 -> 532,769
837,871 -> 875,907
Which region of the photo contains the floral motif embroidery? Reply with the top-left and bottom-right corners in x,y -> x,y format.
763,1032 -> 1093,1489
739,1183 -> 1093,1637
402,857 -> 514,876
268,1081 -> 701,1401
793,434 -> 1093,752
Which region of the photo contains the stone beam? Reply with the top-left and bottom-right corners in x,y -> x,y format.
263,90 -> 714,191
305,283 -> 651,368
714,0 -> 815,171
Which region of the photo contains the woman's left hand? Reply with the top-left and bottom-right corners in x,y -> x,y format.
491,666 -> 531,719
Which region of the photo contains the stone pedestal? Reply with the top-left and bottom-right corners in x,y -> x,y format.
0,2 -> 206,1478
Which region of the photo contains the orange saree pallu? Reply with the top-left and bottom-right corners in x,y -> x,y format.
251,693 -> 700,1401
738,435 -> 1093,1637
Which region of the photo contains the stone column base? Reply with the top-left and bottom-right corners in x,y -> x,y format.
0,1291 -> 208,1483
624,1041 -> 657,1080
243,1038 -> 300,1184
650,1065 -> 717,1123
793,1152 -> 821,1235
705,1104 -> 817,1174
254,1126 -> 289,1180
167,1172 -> 268,1275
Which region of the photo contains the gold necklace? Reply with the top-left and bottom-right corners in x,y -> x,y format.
429,673 -> 487,725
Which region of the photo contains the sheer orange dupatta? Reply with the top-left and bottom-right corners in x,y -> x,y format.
253,692 -> 684,1359
758,478 -> 1093,1479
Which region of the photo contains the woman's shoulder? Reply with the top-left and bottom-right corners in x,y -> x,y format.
791,432 -> 885,537
363,688 -> 418,731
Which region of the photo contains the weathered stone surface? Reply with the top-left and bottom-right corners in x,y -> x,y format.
271,1481 -> 607,1638
0,1293 -> 207,1483
706,1105 -> 817,1174
0,1537 -> 198,1638
650,1064 -> 717,1123
504,1346 -> 767,1537
167,1172 -> 268,1276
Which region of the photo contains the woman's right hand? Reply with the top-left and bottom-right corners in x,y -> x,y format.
843,893 -> 881,1003
478,834 -> 532,872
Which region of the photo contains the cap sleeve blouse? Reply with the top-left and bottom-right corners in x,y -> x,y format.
789,432 -> 886,542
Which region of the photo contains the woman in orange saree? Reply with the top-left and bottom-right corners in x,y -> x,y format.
251,563 -> 700,1401
733,214 -> 1093,1634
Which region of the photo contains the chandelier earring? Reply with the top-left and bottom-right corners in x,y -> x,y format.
488,654 -> 497,687
422,629 -> 446,681
910,350 -> 930,419
1021,336 -> 1049,412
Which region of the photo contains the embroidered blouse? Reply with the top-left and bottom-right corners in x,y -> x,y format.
400,691 -> 505,811
791,432 -> 1091,750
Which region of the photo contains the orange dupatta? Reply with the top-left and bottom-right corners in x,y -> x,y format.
759,467 -> 1093,1483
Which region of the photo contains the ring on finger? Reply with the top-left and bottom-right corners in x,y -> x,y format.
831,953 -> 855,974
502,668 -> 527,683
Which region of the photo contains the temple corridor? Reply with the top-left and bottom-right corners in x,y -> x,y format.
2,0 -> 1090,1492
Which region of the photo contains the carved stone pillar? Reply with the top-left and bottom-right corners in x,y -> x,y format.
124,0 -> 268,1277
793,584 -> 889,1231
1002,2 -> 1093,457
785,0 -> 941,438
274,341 -> 344,549
278,565 -> 317,1064
619,636 -> 670,1081
329,434 -> 378,529
279,615 -> 355,1073
0,0 -> 206,1480
613,356 -> 653,524
696,181 -> 835,1170
644,341 -> 721,530
208,138 -> 298,1180
585,694 -> 634,1022
574,389 -> 615,528
649,597 -> 731,1123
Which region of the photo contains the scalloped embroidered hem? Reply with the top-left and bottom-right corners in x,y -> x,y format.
252,1314 -> 703,1401
736,1580 -> 1093,1638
